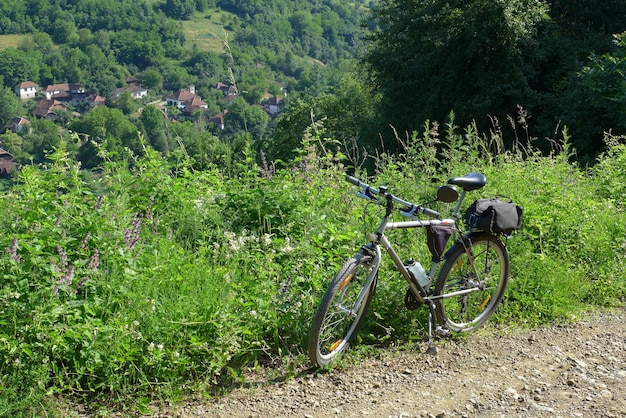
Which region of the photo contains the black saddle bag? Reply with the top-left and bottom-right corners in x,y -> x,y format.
465,198 -> 523,235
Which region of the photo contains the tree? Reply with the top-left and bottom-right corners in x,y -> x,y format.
0,47 -> 40,88
140,105 -> 171,152
0,87 -> 20,130
139,68 -> 164,91
115,91 -> 139,115
162,0 -> 197,20
70,106 -> 141,168
223,97 -> 269,141
176,122 -> 233,170
364,0 -> 547,147
562,32 -> 626,157
19,118 -> 65,164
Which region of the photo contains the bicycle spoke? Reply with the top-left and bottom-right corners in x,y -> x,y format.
435,234 -> 509,333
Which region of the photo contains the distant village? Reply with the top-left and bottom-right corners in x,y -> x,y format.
1,78 -> 286,177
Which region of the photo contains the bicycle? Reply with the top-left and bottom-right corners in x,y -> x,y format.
308,172 -> 513,367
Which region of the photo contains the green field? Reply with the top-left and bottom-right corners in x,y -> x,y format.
182,10 -> 235,53
0,34 -> 28,49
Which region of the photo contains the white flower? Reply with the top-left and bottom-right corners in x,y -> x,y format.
281,237 -> 294,253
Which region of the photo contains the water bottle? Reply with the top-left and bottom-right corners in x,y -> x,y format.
404,259 -> 430,289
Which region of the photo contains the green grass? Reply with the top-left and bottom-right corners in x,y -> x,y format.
1,128 -> 625,416
181,10 -> 235,53
0,34 -> 28,49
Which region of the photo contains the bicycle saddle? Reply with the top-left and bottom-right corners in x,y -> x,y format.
447,172 -> 487,191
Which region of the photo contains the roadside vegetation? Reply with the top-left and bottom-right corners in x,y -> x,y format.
1,122 -> 625,416
1,1 -> 626,416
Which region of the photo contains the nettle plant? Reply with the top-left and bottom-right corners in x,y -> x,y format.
0,142 -> 170,407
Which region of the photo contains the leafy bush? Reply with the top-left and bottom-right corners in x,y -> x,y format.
1,125 -> 625,415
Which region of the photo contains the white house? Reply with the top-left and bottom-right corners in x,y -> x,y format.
14,81 -> 39,100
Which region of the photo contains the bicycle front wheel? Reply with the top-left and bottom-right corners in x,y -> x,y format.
434,233 -> 509,333
308,251 -> 378,367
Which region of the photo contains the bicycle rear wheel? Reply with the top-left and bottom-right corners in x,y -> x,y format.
434,233 -> 509,333
308,251 -> 378,367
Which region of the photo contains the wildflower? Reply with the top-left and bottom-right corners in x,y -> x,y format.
64,266 -> 75,285
87,248 -> 100,270
124,213 -> 143,250
51,246 -> 76,293
279,276 -> 293,296
7,237 -> 20,263
148,342 -> 155,351
75,276 -> 89,293
262,234 -> 272,246
259,149 -> 276,179
80,232 -> 91,250
281,237 -> 293,253
94,195 -> 103,210
56,245 -> 68,269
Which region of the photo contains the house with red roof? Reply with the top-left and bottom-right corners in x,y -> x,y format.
0,149 -> 18,176
7,117 -> 31,133
166,87 -> 207,111
32,99 -> 68,120
44,83 -> 85,100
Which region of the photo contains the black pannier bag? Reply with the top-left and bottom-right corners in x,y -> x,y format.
465,198 -> 523,235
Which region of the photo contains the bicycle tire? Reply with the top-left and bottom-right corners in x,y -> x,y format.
434,233 -> 509,333
308,251 -> 378,367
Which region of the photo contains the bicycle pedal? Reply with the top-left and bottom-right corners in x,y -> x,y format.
404,288 -> 422,310
435,326 -> 451,337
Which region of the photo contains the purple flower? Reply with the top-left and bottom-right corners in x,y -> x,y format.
56,245 -> 68,269
7,237 -> 20,263
75,276 -> 89,293
259,149 -> 275,179
87,248 -> 100,270
124,213 -> 143,250
279,276 -> 293,296
80,232 -> 91,250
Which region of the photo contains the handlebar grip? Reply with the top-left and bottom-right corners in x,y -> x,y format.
345,175 -> 361,186
422,207 -> 441,219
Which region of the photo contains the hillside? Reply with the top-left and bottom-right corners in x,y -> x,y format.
0,0 -> 373,171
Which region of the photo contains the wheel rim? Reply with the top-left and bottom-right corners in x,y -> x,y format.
441,239 -> 507,329
317,261 -> 373,360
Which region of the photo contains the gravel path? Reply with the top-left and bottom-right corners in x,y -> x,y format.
155,308 -> 626,418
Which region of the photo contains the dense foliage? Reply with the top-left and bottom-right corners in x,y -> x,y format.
1,123 -> 625,415
1,1 -> 626,168
0,0 -> 374,170
1,4 -> 626,415
363,0 -> 626,159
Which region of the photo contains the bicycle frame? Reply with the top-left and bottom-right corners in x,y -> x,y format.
356,185 -> 472,309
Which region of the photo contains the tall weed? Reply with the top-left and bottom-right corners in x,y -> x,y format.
1,124 -> 625,414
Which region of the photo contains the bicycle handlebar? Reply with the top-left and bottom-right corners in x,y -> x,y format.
345,175 -> 441,219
